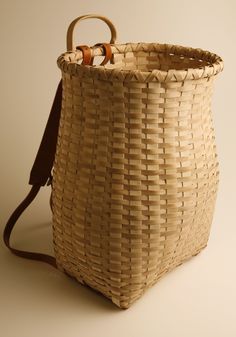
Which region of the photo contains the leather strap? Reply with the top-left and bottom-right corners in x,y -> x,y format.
92,43 -> 113,65
77,43 -> 112,66
3,43 -> 113,268
29,80 -> 62,186
3,185 -> 57,267
76,45 -> 93,65
3,80 -> 63,268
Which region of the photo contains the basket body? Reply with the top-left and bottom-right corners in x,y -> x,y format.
52,43 -> 223,308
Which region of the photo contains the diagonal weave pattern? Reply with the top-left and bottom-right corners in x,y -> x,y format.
52,42 -> 222,308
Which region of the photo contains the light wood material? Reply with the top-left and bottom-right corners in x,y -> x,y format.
53,15 -> 223,309
66,14 -> 117,51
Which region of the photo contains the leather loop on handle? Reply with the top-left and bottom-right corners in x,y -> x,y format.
66,14 -> 117,51
76,45 -> 93,65
93,43 -> 113,66
76,43 -> 113,66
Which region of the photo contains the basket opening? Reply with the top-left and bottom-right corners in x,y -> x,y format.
105,50 -> 211,72
59,43 -> 223,81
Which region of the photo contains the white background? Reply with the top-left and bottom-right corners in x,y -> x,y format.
1,1 -> 236,336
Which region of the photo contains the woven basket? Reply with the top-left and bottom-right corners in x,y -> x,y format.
50,15 -> 223,309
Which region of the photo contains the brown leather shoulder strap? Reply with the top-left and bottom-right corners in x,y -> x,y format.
3,43 -> 112,268
29,80 -> 62,186
3,80 -> 63,268
3,185 -> 57,267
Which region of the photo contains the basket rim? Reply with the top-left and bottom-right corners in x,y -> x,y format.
57,42 -> 223,82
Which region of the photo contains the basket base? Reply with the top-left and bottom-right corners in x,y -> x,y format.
57,243 -> 208,309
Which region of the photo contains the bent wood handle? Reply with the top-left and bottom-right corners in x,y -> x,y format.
66,14 -> 117,51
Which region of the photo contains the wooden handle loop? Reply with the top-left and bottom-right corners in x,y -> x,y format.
66,14 -> 117,51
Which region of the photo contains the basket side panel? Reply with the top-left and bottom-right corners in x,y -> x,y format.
52,72 -> 219,308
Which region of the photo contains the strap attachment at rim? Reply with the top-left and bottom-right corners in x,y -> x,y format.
93,43 -> 113,66
76,43 -> 113,66
76,45 -> 93,65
